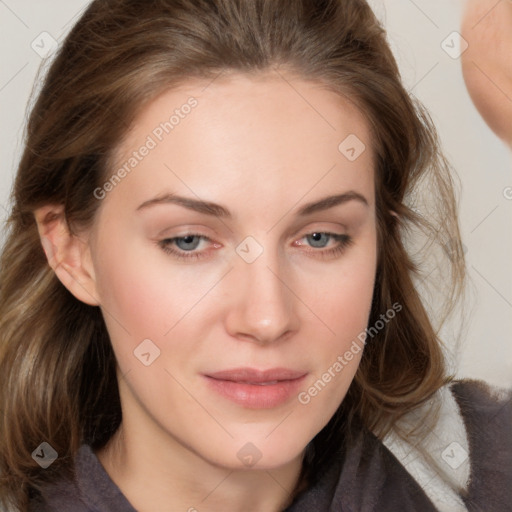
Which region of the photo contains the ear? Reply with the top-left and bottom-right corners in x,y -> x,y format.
34,204 -> 100,306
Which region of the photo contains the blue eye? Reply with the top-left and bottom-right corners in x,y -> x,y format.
159,234 -> 209,261
173,235 -> 202,251
306,232 -> 332,248
297,232 -> 353,259
158,232 -> 353,261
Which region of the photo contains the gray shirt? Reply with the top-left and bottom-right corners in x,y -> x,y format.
29,379 -> 512,511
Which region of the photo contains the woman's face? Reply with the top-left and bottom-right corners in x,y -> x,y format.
88,71 -> 377,470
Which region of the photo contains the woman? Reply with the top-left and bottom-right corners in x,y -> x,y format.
0,1 -> 510,511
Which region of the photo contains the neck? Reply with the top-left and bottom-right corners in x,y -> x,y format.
95,423 -> 306,512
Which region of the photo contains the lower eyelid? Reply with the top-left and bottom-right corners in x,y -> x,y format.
159,232 -> 351,258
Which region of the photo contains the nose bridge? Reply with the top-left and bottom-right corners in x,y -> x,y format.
225,238 -> 298,343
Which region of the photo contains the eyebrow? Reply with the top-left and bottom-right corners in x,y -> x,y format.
136,191 -> 369,218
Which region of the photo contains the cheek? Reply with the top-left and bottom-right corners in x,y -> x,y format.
319,237 -> 377,342
296,236 -> 377,408
320,270 -> 375,331
94,224 -> 377,366
93,247 -> 168,336
93,220 -> 215,325
88,220 -> 377,467
91,228 -> 220,370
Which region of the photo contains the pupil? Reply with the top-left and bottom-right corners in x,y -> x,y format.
177,235 -> 200,251
308,232 -> 327,248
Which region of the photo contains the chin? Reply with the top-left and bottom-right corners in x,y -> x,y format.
199,432 -> 309,471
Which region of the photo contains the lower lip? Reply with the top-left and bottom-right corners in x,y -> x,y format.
203,375 -> 307,409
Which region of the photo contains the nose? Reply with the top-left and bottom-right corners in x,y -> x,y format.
224,247 -> 300,345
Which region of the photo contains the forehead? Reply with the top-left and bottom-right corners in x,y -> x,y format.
107,71 -> 375,214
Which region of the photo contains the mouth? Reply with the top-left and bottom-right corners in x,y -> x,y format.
202,367 -> 307,409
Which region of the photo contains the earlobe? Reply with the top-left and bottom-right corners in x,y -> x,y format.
34,205 -> 100,307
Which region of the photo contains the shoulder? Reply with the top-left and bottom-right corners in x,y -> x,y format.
287,424 -> 439,512
450,377 -> 512,421
29,443 -> 136,512
381,378 -> 511,512
28,445 -> 91,512
290,378 -> 512,512
450,378 -> 512,510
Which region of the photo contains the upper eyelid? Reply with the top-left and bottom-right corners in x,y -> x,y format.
163,230 -> 347,239
163,231 -> 348,247
154,214 -> 354,238
160,232 -> 352,264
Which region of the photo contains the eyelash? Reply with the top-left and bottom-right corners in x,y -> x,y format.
158,232 -> 353,261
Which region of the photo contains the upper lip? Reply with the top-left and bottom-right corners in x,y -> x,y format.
204,367 -> 307,383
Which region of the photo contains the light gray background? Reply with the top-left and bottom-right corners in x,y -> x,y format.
1,0 -> 511,387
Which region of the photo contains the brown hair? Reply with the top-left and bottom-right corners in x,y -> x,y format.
0,0 -> 465,509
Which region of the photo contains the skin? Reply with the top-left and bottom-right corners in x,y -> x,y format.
35,71 -> 377,512
461,0 -> 512,147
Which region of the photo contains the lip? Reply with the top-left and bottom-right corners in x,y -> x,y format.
203,367 -> 307,409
